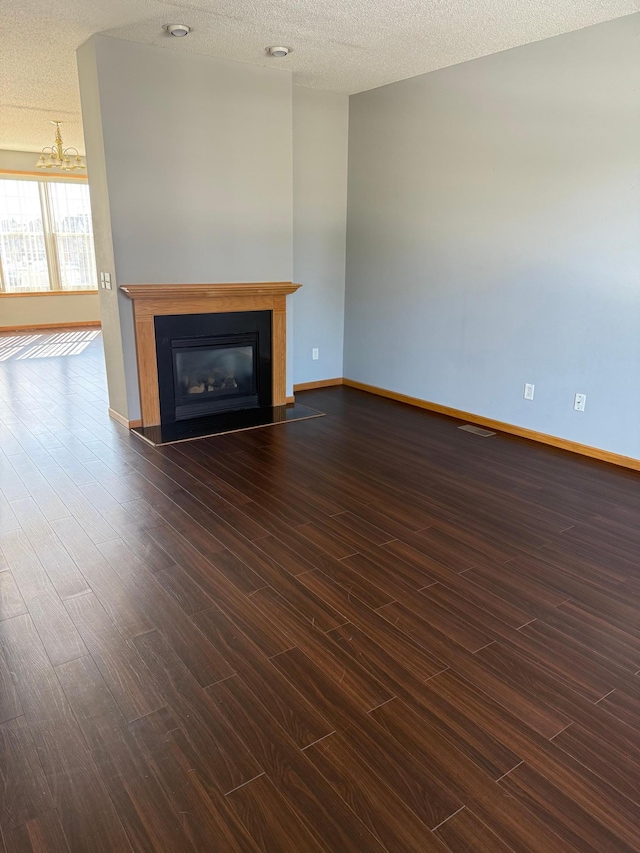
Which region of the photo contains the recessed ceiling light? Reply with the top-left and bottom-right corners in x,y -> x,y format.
267,46 -> 290,58
165,24 -> 191,37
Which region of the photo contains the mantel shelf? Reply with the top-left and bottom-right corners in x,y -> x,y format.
120,282 -> 301,300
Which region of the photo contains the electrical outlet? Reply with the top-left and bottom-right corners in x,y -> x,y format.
574,393 -> 586,412
312,348 -> 319,360
524,383 -> 535,401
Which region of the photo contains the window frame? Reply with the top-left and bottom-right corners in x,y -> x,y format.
0,171 -> 98,295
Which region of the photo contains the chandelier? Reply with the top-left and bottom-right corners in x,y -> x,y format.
36,121 -> 85,172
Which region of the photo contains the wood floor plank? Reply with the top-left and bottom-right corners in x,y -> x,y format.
2,809 -> 70,853
403,680 -> 522,781
56,654 -> 194,853
346,497 -> 439,539
132,630 -> 262,795
304,732 -> 448,851
98,537 -> 231,687
313,511 -> 394,550
194,607 -> 334,748
226,540 -> 349,632
101,507 -> 178,575
208,675 -> 387,852
0,614 -> 130,851
40,467 -> 116,546
0,494 -> 20,535
249,586 -> 394,712
499,761 -> 638,853
462,559 -> 570,614
130,708 -> 261,853
225,775 -> 328,853
0,531 -> 87,667
270,645 -> 364,732
340,551 -> 428,603
0,715 -> 53,831
64,592 -> 163,722
379,603 -> 572,738
206,547 -> 268,594
150,525 -> 294,657
164,444 -> 254,506
551,722 -> 640,807
548,598 -> 640,673
8,456 -> 70,522
9,499 -> 89,601
299,569 -> 448,682
509,618 -> 633,702
348,540 -> 443,590
434,808 -> 514,853
0,645 -> 23,724
77,481 -> 121,513
117,476 -> 229,558
119,447 -> 267,544
0,573 -> 27,622
393,585 -> 496,652
383,539 -> 532,627
210,447 -> 345,520
0,530 -> 53,603
430,669 -> 640,850
22,592 -> 87,668
81,460 -> 142,503
295,520 -> 358,560
369,697 -> 581,853
45,448 -> 95,487
154,562 -> 218,616
0,452 -> 30,503
473,639 -> 606,727
237,499 -> 342,567
303,550 -> 395,610
596,688 -> 640,731
348,709 -> 465,828
50,516 -> 153,640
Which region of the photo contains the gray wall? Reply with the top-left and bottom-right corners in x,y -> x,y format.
345,14 -> 640,459
77,39 -> 130,417
78,35 -> 294,420
293,87 -> 348,385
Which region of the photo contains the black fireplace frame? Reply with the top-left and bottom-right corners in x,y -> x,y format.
154,310 -> 272,426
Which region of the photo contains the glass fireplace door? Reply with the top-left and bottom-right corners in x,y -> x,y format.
172,338 -> 259,420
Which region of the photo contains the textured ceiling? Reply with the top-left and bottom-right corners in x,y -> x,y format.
1,0 -> 639,153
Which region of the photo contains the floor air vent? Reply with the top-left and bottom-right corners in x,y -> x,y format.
458,424 -> 496,437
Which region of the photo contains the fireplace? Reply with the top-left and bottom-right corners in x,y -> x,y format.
120,282 -> 302,431
155,310 -> 272,425
120,283 -> 324,445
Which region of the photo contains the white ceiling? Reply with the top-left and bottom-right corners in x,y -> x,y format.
2,0 -> 639,153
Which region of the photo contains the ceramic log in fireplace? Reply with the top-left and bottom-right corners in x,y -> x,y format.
121,282 -> 301,428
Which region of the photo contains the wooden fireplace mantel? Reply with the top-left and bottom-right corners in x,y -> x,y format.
122,281 -> 301,428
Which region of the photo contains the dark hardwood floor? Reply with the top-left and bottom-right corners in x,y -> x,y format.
2,327 -> 640,851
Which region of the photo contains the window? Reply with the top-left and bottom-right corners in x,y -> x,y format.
0,178 -> 98,293
0,181 -> 49,292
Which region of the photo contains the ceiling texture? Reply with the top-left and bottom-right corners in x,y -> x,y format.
1,0 -> 639,153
